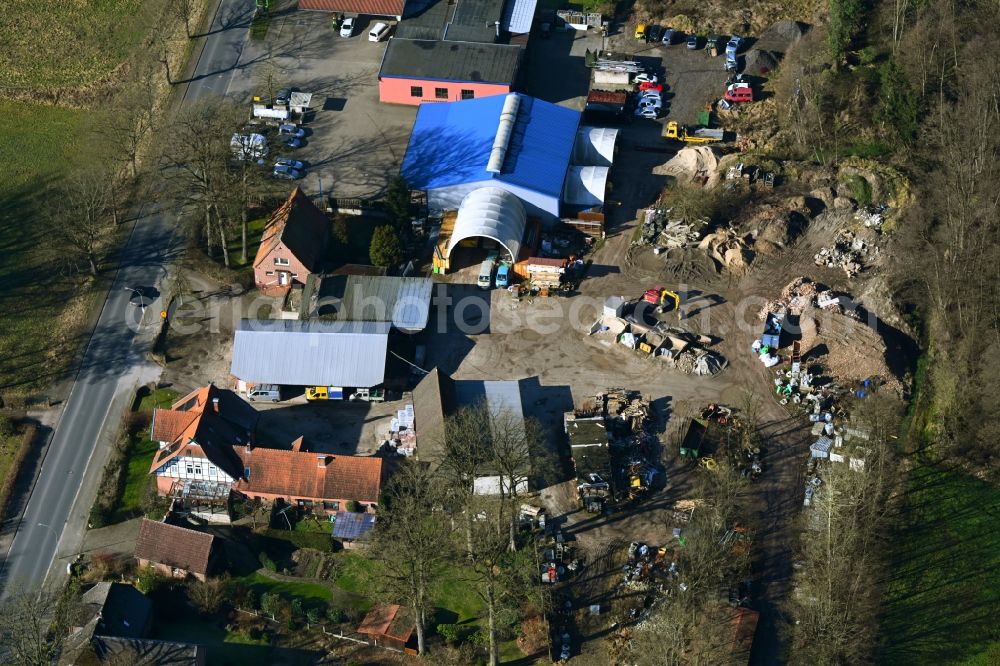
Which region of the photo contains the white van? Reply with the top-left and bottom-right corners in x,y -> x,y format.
368,22 -> 391,42
477,259 -> 494,289
246,384 -> 282,402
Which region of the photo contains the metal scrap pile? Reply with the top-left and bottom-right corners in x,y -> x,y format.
635,208 -> 704,249
605,388 -> 651,433
661,348 -> 728,375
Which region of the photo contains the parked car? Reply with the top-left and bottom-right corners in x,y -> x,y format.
646,25 -> 663,43
275,88 -> 291,105
285,137 -> 303,149
662,27 -> 676,44
278,123 -> 306,138
339,17 -> 355,37
638,81 -> 663,93
687,34 -> 699,49
634,106 -> 661,119
633,72 -> 658,84
246,384 -> 282,402
272,164 -> 303,180
274,157 -> 305,171
639,92 -> 662,105
634,23 -> 647,40
495,263 -> 509,288
368,21 -> 390,41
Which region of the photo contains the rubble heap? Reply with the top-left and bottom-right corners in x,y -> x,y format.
636,208 -> 704,249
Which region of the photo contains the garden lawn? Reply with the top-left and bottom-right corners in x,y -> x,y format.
110,437 -> 159,522
237,572 -> 333,605
138,387 -> 181,411
226,217 -> 269,269
0,102 -> 95,393
879,464 -> 1000,665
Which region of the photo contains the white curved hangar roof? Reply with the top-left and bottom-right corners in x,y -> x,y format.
572,126 -> 619,167
447,187 -> 527,261
563,166 -> 609,207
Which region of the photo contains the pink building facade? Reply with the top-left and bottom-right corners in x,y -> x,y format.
378,77 -> 512,106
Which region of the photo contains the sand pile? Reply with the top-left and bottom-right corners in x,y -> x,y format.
800,306 -> 902,393
656,147 -> 721,187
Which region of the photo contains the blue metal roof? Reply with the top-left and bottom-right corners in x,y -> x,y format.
401,94 -> 581,200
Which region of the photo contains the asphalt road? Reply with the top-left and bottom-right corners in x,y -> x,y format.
183,0 -> 255,102
0,0 -> 248,597
0,214 -> 178,595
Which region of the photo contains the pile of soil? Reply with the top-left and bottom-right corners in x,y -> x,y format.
755,20 -> 808,54
800,306 -> 902,393
744,49 -> 780,76
656,147 -> 721,187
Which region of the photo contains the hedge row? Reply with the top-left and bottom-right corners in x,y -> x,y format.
0,423 -> 38,520
260,527 -> 333,552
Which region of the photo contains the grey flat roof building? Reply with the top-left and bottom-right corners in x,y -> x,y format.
231,320 -> 390,388
379,39 -> 523,84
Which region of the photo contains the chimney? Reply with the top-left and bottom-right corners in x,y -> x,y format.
212,397 -> 220,413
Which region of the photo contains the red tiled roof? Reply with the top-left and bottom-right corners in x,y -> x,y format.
253,187 -> 330,273
357,604 -> 415,642
149,385 -> 257,480
134,519 -> 215,575
299,0 -> 405,16
236,449 -> 384,503
150,409 -> 197,443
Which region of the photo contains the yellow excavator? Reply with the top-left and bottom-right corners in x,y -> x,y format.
642,287 -> 681,313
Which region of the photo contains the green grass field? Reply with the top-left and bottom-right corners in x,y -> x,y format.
879,465 -> 1000,665
138,387 -> 181,411
1,0 -> 170,93
0,101 -> 96,394
110,437 -> 159,522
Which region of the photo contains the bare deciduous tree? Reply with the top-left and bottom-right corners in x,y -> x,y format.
51,170 -> 118,275
367,462 -> 452,655
0,588 -> 63,666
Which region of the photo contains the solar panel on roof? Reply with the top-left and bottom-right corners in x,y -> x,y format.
332,512 -> 377,540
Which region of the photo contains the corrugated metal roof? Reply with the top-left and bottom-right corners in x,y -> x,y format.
231,320 -> 390,387
317,276 -> 433,331
401,93 -> 580,200
502,0 -> 538,34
